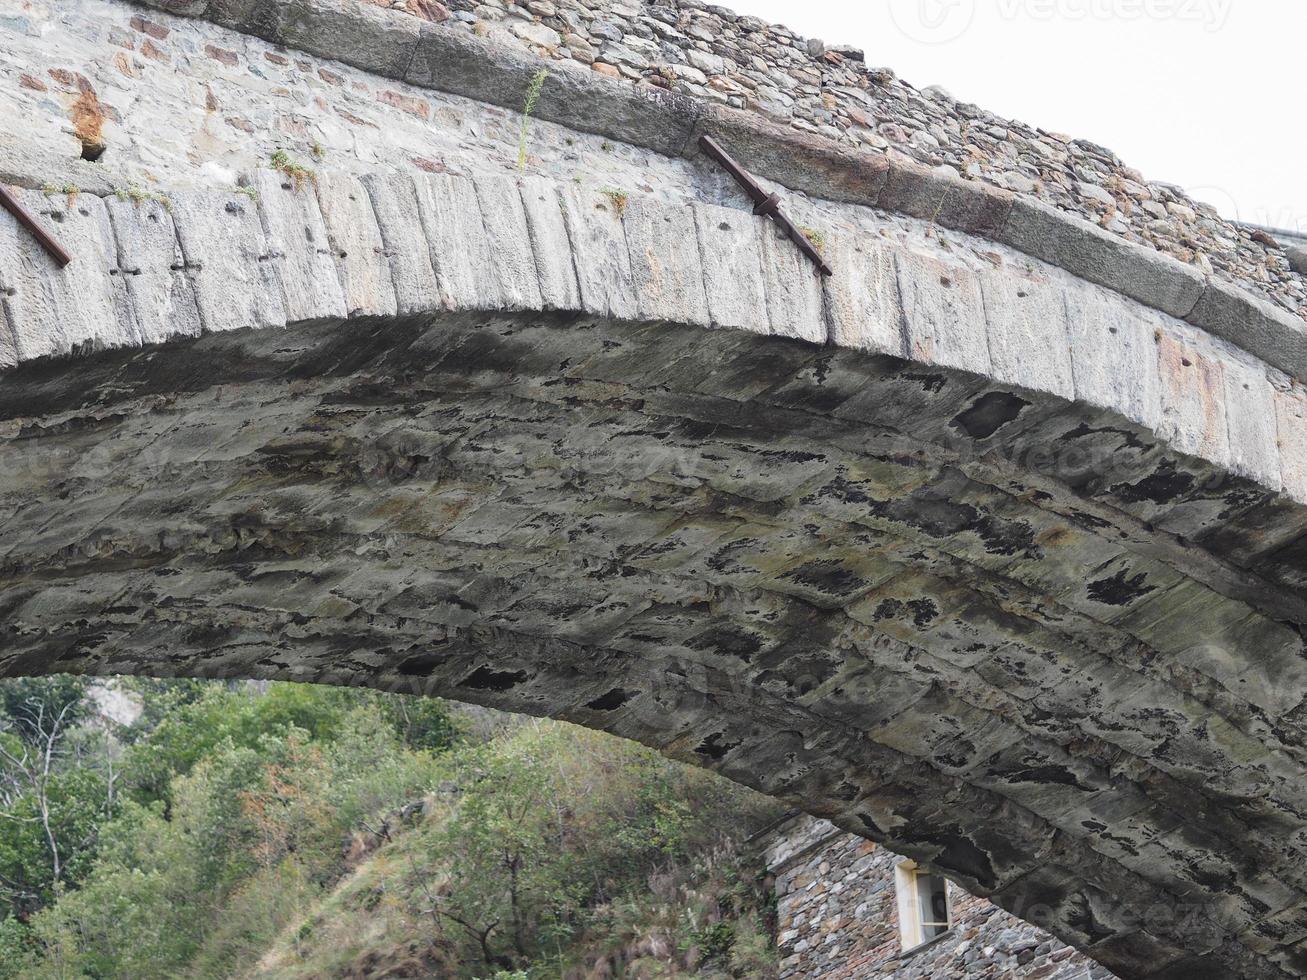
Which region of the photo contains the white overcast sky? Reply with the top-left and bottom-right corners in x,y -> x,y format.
727,0 -> 1306,233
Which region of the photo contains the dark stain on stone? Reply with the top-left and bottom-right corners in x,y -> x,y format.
903,371 -> 947,394
1111,462 -> 1194,505
1004,765 -> 1092,790
1060,421 -> 1149,452
781,559 -> 865,597
687,625 -> 764,662
695,732 -> 739,760
395,652 -> 443,676
929,828 -> 996,887
1086,569 -> 1156,606
872,493 -> 1037,558
874,597 -> 941,628
458,666 -> 529,691
950,392 -> 1031,440
585,688 -> 632,711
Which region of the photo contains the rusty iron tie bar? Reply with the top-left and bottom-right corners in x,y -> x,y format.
0,184 -> 73,268
698,134 -> 832,278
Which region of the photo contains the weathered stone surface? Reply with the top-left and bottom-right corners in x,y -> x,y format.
169,188 -> 286,334
1187,276 -> 1307,385
518,177 -> 582,312
979,265 -> 1075,399
0,191 -> 124,365
314,172 -> 399,318
820,237 -> 901,356
1000,197 -> 1207,319
1277,387 -> 1307,502
557,184 -> 638,320
405,23 -> 700,158
210,0 -> 420,78
881,157 -> 1013,238
251,170 -> 347,323
1222,357 -> 1282,491
5,4 -> 1307,974
759,224 -> 825,343
690,203 -> 769,333
359,173 -> 440,315
1156,328 -> 1230,463
621,194 -> 710,326
1062,286 -> 1161,430
896,250 -> 989,373
470,174 -> 546,312
106,194 -> 204,345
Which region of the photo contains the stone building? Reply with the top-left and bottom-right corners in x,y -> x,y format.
761,814 -> 1119,979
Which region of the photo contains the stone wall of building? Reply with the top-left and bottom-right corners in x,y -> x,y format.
764,814 -> 1121,980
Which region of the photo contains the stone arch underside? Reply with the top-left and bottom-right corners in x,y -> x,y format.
3,2 -> 1307,975
5,298 -> 1307,980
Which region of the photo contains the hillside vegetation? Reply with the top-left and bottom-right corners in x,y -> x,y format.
0,677 -> 781,978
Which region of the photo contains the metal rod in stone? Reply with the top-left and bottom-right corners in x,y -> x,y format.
0,185 -> 73,268
697,134 -> 833,278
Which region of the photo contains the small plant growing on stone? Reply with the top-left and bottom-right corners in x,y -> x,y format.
233,185 -> 260,203
800,226 -> 826,255
311,141 -> 325,159
270,148 -> 316,190
41,183 -> 80,203
601,141 -> 614,153
601,188 -> 629,217
114,186 -> 171,210
517,69 -> 549,170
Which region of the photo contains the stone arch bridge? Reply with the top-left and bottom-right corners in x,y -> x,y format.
3,1 -> 1307,976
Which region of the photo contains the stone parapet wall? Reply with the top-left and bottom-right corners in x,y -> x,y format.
216,0 -> 1307,321
766,814 -> 1119,979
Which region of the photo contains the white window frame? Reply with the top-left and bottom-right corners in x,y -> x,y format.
894,859 -> 953,950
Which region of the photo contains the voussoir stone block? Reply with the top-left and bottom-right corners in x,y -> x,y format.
106,194 -> 204,346
621,196 -> 710,327
1276,386 -> 1307,502
821,235 -> 901,356
690,204 -> 769,333
1155,327 -> 1230,464
470,174 -> 546,312
979,265 -> 1075,399
557,185 -> 638,320
251,170 -> 346,323
314,172 -> 398,318
0,190 -> 127,364
169,188 -> 286,334
359,172 -> 440,315
895,249 -> 989,373
999,196 -> 1206,321
518,177 -> 581,313
758,223 -> 825,344
1221,356 -> 1282,491
1062,285 -> 1162,432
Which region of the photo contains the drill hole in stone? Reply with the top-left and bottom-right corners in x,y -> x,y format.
80,140 -> 106,163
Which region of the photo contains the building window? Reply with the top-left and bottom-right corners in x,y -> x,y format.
894,860 -> 952,950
